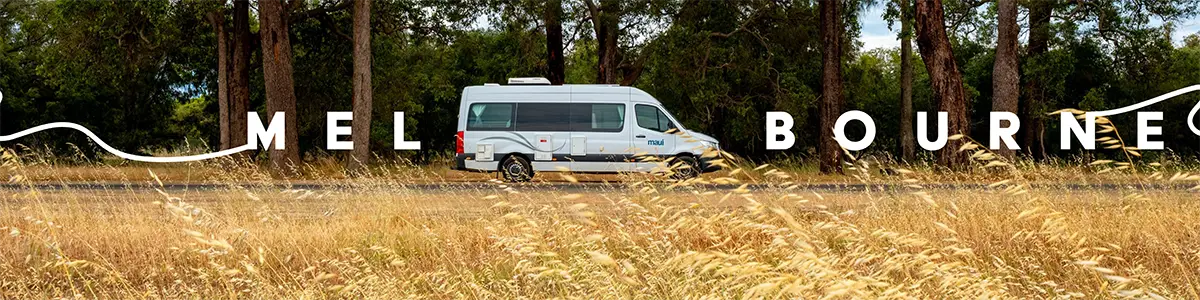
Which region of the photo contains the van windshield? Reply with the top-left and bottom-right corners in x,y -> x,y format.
660,108 -> 685,131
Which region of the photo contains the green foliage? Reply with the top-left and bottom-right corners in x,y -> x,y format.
1,0 -> 204,156
379,29 -> 545,156
1186,33 -> 1200,48
636,0 -> 835,155
170,95 -> 218,145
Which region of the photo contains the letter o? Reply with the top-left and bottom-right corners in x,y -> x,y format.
833,110 -> 876,151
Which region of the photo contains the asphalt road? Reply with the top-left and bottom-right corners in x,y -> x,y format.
0,181 -> 1195,193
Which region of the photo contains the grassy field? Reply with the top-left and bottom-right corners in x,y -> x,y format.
3,145 -> 1200,298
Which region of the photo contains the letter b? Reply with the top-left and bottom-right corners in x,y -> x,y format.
766,111 -> 795,150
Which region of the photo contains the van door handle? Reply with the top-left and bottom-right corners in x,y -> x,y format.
635,135 -> 646,139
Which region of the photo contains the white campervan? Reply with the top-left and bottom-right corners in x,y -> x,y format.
452,78 -> 721,182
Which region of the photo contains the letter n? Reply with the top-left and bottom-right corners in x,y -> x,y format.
1060,112 -> 1095,150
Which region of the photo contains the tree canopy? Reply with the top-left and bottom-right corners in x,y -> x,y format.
1,0 -> 1199,164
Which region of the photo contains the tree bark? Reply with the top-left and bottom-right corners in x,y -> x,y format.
818,0 -> 843,174
914,0 -> 970,168
230,0 -> 251,153
206,9 -> 231,150
1021,0 -> 1051,160
991,0 -> 1019,158
258,0 -> 300,169
899,0 -> 915,162
348,0 -> 373,171
587,0 -> 619,84
544,0 -> 564,85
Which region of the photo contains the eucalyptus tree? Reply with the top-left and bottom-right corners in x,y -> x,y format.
258,0 -> 300,168
818,0 -> 845,173
204,1 -> 231,150
544,0 -> 565,84
882,0 -> 916,161
914,0 -> 970,167
991,0 -> 1018,157
229,0 -> 251,154
349,0 -> 373,170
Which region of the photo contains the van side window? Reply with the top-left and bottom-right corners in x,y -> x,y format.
570,103 -> 624,132
467,103 -> 513,130
635,104 -> 674,132
515,103 -> 572,131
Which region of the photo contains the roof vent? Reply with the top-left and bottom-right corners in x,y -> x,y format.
507,77 -> 551,85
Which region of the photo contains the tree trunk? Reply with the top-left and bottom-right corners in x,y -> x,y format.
992,0 -> 1019,158
230,0 -> 251,153
594,0 -> 619,84
258,0 -> 300,169
206,9 -> 231,150
914,0 -> 970,168
348,0 -> 373,171
899,0 -> 915,162
544,0 -> 564,85
818,0 -> 843,174
1021,0 -> 1051,160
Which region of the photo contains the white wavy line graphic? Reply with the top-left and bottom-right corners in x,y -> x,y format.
1,85 -> 1199,162
1087,84 -> 1200,137
0,90 -> 253,162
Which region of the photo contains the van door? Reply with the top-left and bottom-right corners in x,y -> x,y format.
632,104 -> 677,172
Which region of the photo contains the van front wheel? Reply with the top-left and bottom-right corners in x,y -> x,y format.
500,155 -> 534,182
671,155 -> 701,180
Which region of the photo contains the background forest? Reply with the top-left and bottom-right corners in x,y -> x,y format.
1,0 -> 1199,170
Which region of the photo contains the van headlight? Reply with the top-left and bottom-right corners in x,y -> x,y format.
702,140 -> 719,150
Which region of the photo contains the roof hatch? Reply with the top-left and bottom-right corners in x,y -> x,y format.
507,77 -> 551,85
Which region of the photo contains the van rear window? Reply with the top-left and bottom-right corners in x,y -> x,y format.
467,103 -> 514,130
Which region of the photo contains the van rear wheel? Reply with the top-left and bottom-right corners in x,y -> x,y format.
500,155 -> 533,182
671,155 -> 700,180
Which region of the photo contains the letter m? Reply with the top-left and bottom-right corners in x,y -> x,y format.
248,112 -> 286,150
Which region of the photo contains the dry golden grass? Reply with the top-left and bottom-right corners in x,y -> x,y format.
9,139 -> 1198,185
2,139 -> 1200,299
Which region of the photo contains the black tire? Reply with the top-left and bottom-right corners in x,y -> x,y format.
671,155 -> 701,180
500,155 -> 534,182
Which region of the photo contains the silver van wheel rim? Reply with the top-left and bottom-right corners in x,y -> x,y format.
679,165 -> 695,178
674,159 -> 697,179
506,163 -> 526,178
